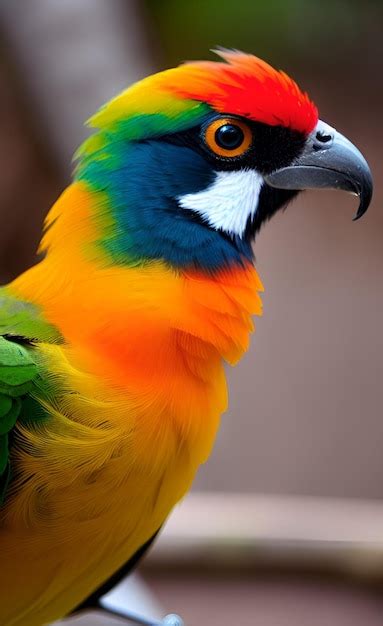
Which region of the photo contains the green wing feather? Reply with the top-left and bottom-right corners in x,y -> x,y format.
0,287 -> 61,503
0,290 -> 61,342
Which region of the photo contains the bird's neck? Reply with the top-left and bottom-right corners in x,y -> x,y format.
10,181 -> 262,464
11,180 -> 263,385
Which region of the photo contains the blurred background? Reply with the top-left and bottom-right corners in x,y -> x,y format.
1,1 -> 383,624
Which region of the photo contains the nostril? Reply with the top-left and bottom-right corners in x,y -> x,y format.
315,130 -> 332,143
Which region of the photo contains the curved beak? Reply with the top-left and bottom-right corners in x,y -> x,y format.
264,120 -> 373,220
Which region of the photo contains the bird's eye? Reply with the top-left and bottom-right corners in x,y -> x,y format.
204,117 -> 253,158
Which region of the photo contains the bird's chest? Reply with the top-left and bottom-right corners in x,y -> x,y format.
0,259 -> 262,624
0,404 -> 199,626
9,337 -> 225,533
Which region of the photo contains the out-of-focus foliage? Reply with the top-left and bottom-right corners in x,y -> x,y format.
147,0 -> 382,72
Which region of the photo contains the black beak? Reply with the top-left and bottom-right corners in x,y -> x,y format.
264,120 -> 373,220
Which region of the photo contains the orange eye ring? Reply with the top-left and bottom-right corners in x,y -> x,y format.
204,117 -> 253,158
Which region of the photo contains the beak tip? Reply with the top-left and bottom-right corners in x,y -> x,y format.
352,202 -> 370,222
352,179 -> 373,221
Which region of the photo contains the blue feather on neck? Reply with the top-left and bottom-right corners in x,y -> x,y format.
77,140 -> 254,273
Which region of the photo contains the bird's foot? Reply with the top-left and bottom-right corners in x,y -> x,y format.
98,606 -> 184,625
161,615 -> 185,626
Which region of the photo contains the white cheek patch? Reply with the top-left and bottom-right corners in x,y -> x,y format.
177,169 -> 264,237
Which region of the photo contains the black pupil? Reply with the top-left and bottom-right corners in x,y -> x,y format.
215,124 -> 244,150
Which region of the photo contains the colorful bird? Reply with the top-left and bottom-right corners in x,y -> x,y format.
0,50 -> 372,625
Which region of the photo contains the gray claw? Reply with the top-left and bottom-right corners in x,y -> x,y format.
162,614 -> 185,626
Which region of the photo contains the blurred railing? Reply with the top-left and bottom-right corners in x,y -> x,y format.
62,492 -> 383,624
149,492 -> 383,579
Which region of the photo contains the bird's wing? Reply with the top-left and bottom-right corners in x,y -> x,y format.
0,288 -> 61,503
0,289 -> 61,342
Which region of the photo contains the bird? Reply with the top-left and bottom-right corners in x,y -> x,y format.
0,49 -> 372,625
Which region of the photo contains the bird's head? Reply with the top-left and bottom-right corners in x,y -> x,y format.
74,50 -> 373,273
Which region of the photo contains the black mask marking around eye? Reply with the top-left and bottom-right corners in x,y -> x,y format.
158,116 -> 306,174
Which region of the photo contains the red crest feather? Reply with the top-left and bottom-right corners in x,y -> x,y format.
166,49 -> 318,135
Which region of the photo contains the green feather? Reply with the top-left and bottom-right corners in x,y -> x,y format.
0,398 -> 21,435
0,435 -> 8,474
0,394 -> 12,418
0,463 -> 11,505
0,364 -> 37,386
0,288 -> 62,342
0,289 -> 61,503
0,380 -> 34,397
